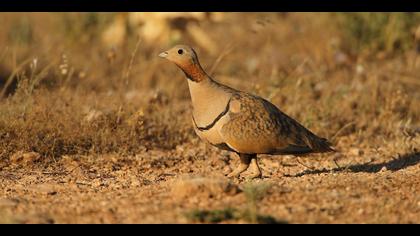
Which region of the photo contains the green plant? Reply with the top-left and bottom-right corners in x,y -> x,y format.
242,182 -> 272,223
8,17 -> 33,45
59,13 -> 117,44
186,208 -> 236,223
185,207 -> 285,224
335,13 -> 420,54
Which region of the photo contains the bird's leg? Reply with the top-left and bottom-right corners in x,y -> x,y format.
248,155 -> 262,179
227,153 -> 252,178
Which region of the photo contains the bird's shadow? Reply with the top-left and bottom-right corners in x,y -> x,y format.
287,151 -> 420,177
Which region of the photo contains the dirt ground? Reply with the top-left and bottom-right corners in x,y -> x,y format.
0,13 -> 419,224
0,140 -> 419,223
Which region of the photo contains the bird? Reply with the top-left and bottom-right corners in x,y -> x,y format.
159,45 -> 334,179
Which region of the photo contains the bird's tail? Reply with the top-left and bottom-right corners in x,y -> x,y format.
306,135 -> 336,153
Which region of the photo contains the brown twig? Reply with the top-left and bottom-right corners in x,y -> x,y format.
209,42 -> 235,76
331,121 -> 356,143
0,58 -> 32,98
296,157 -> 315,170
333,158 -> 342,169
123,37 -> 142,86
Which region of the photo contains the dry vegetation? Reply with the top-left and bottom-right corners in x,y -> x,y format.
0,13 -> 419,224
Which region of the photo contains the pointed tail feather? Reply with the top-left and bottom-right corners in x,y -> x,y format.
309,137 -> 336,153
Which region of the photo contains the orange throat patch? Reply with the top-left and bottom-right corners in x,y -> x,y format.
179,63 -> 207,82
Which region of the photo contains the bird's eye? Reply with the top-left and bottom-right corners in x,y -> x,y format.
178,49 -> 184,55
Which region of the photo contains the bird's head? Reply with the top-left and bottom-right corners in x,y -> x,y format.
159,45 -> 206,82
159,44 -> 199,66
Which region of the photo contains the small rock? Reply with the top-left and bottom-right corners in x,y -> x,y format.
171,176 -> 240,200
176,145 -> 185,153
333,152 -> 343,159
22,152 -> 41,164
27,184 -> 58,195
10,151 -> 25,163
92,179 -> 103,188
130,178 -> 141,187
379,166 -> 388,172
0,198 -> 18,207
349,148 -> 364,156
10,151 -> 41,166
60,155 -> 81,174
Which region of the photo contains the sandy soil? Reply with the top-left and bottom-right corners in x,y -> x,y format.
1,139 -> 419,224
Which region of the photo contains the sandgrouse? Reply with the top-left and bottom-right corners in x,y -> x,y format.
159,45 -> 334,179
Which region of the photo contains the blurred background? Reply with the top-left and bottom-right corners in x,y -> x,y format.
0,12 -> 419,158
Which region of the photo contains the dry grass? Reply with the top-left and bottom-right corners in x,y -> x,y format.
0,87 -> 193,160
0,13 -> 418,162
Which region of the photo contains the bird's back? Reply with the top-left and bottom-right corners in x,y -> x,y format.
219,91 -> 334,155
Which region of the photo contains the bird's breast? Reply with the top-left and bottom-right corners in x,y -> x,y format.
192,111 -> 230,146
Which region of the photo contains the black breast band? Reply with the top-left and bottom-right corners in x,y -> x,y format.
192,98 -> 231,131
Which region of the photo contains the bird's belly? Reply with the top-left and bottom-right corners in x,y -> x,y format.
192,115 -> 228,146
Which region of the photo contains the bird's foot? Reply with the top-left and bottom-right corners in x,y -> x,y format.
226,163 -> 250,179
246,170 -> 262,180
246,157 -> 262,179
227,172 -> 240,178
227,170 -> 243,179
226,153 -> 254,179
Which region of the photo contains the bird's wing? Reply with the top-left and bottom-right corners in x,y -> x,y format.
219,93 -> 333,155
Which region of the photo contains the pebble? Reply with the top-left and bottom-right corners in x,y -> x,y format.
379,166 -> 388,172
0,198 -> 17,207
27,183 -> 58,195
10,151 -> 41,166
349,148 -> 364,156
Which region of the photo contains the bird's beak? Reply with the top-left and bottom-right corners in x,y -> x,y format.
158,51 -> 168,58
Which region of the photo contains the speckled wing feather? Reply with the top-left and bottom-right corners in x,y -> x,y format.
220,92 -> 334,155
